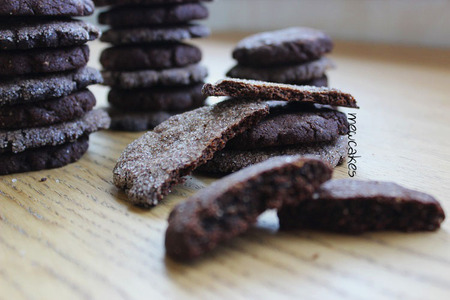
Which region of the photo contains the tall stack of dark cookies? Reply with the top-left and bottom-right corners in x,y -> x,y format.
95,0 -> 211,131
0,0 -> 110,175
227,27 -> 334,87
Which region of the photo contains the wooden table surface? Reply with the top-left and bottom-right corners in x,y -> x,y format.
1,33 -> 450,300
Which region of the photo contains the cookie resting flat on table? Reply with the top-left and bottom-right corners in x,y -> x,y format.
165,156 -> 333,260
113,99 -> 270,206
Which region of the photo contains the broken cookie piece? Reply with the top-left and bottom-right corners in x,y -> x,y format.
165,156 -> 333,260
278,179 -> 445,233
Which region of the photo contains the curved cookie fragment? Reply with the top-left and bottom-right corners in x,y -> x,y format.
232,27 -> 333,67
101,24 -> 210,45
165,156 -> 333,260
226,57 -> 334,84
0,90 -> 96,130
198,136 -> 348,174
99,3 -> 209,28
0,0 -> 95,16
227,102 -> 349,150
203,78 -> 358,108
0,109 -> 110,154
0,67 -> 102,106
102,64 -> 207,89
0,136 -> 89,175
278,179 -> 446,233
0,45 -> 90,76
113,99 -> 270,206
0,19 -> 100,50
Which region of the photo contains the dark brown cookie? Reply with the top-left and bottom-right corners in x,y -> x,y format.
113,99 -> 270,206
232,27 -> 333,67
100,43 -> 201,71
0,0 -> 95,16
296,75 -> 328,87
226,57 -> 334,84
94,0 -> 211,7
101,24 -> 210,45
278,179 -> 446,233
0,109 -> 110,154
203,78 -> 359,108
0,67 -> 102,106
0,45 -> 89,76
99,3 -> 208,28
165,156 -> 333,260
108,84 -> 205,111
198,136 -> 348,174
107,108 -> 175,132
227,101 -> 349,150
0,90 -> 96,130
0,19 -> 100,50
0,135 -> 89,175
102,64 -> 207,89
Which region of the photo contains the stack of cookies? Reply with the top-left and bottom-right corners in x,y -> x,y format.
199,78 -> 358,174
226,27 -> 334,87
0,0 -> 110,175
95,0 -> 212,131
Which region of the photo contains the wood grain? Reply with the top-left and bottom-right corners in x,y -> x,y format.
1,34 -> 450,300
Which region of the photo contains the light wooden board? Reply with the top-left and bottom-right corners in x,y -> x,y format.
1,34 -> 450,300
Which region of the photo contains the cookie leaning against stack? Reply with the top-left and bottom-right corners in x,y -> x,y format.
0,0 -> 110,175
199,78 -> 358,173
227,27 -> 335,87
95,0 -> 212,131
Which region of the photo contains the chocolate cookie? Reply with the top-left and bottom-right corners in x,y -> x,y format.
227,102 -> 349,150
0,0 -> 95,16
94,0 -> 211,7
108,84 -> 205,111
100,43 -> 201,71
296,76 -> 328,87
203,78 -> 358,108
102,64 -> 207,89
165,156 -> 333,260
0,90 -> 96,130
278,179 -> 446,233
113,99 -> 270,206
0,109 -> 110,154
0,67 -> 102,106
0,45 -> 89,76
0,19 -> 100,50
101,24 -> 210,45
0,136 -> 89,175
232,27 -> 333,67
198,136 -> 348,174
99,3 -> 209,28
107,108 -> 174,132
226,57 -> 334,84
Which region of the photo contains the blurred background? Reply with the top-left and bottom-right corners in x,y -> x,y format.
89,0 -> 450,48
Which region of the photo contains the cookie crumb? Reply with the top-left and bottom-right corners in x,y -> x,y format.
39,177 -> 47,182
311,253 -> 320,261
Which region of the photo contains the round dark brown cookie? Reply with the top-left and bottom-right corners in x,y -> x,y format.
233,27 -> 333,67
0,45 -> 89,76
226,57 -> 334,84
0,19 -> 100,51
100,43 -> 201,71
295,75 -> 328,87
0,109 -> 110,154
0,135 -> 89,175
94,0 -> 211,7
0,90 -> 96,130
0,67 -> 102,106
108,83 -> 205,111
0,0 -> 95,16
101,24 -> 210,45
226,102 -> 349,150
102,64 -> 207,89
99,3 -> 208,28
107,108 -> 175,132
197,135 -> 348,174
